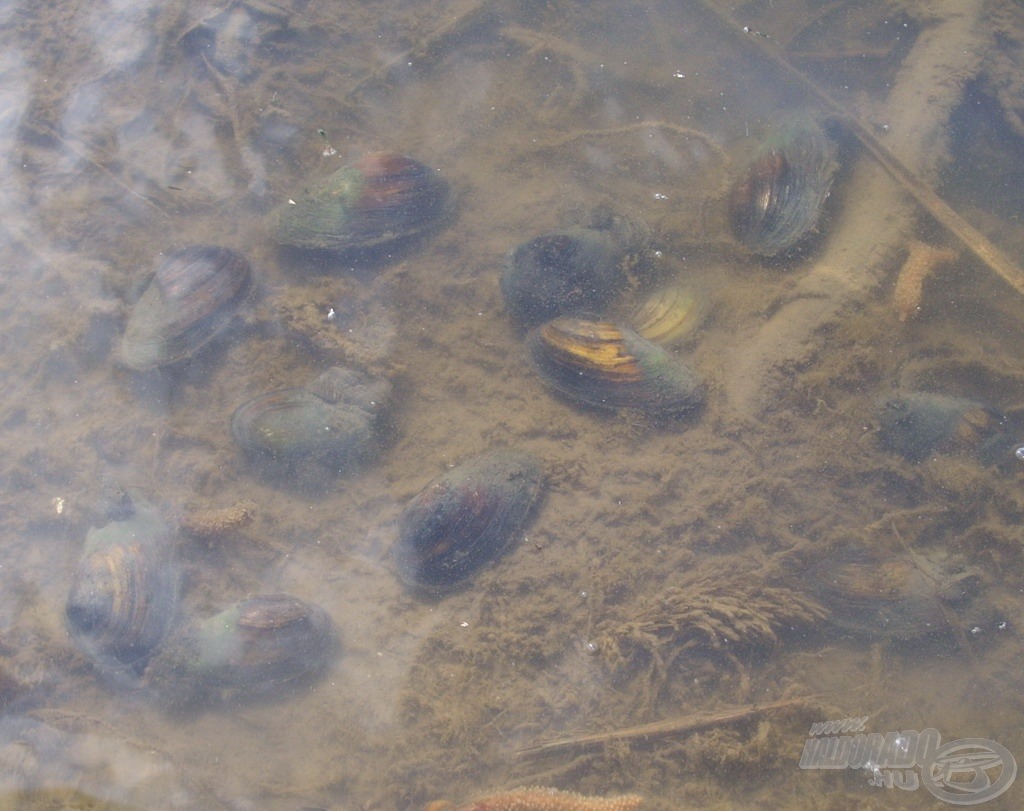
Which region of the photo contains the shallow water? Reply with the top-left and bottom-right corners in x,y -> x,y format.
4,0 -> 1024,809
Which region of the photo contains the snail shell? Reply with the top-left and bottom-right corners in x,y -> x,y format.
728,119 -> 838,258
274,152 -> 450,254
120,246 -> 253,371
393,450 -> 544,592
527,317 -> 704,416
65,500 -> 180,676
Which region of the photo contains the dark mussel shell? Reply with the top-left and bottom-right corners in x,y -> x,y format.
231,366 -> 391,462
728,119 -> 838,258
65,499 -> 180,676
876,391 -> 1006,463
120,246 -> 253,371
393,449 -> 544,592
148,593 -> 336,697
807,546 -> 981,641
274,151 -> 450,254
527,317 -> 704,417
501,215 -> 647,326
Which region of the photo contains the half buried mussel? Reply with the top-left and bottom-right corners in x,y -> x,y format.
274,151 -> 450,255
393,449 -> 544,592
231,366 -> 391,465
65,497 -> 180,677
728,119 -> 838,258
120,246 -> 253,371
527,317 -> 704,417
807,546 -> 981,642
876,391 -> 1008,464
146,593 -> 336,704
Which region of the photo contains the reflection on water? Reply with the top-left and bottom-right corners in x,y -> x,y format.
4,0 -> 1024,808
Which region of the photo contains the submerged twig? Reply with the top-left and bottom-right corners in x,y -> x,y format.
691,0 -> 1024,301
516,696 -> 820,756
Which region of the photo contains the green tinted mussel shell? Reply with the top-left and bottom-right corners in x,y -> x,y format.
728,120 -> 837,258
65,500 -> 180,676
393,450 -> 544,592
231,366 -> 390,462
120,245 -> 252,371
274,151 -> 449,253
148,594 -> 336,698
527,317 -> 704,416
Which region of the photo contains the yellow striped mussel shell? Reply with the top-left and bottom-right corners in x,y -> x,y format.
631,285 -> 706,344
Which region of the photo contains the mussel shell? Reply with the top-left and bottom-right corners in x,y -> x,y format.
231,366 -> 389,463
527,317 -> 704,416
393,449 -> 544,591
65,501 -> 180,675
808,547 -> 980,641
728,120 -> 837,258
231,388 -> 374,461
876,391 -> 1005,463
502,227 -> 627,326
191,594 -> 335,688
120,246 -> 253,371
274,152 -> 449,253
631,285 -> 706,345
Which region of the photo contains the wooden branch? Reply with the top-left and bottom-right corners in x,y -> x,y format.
516,695 -> 821,757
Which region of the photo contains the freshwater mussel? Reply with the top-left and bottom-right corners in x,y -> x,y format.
501,213 -> 649,326
231,365 -> 391,466
393,449 -> 544,592
65,497 -> 180,678
630,284 -> 707,345
527,316 -> 704,417
807,545 -> 981,642
146,593 -> 336,703
273,151 -> 450,256
876,391 -> 1009,464
728,119 -> 838,258
120,245 -> 253,371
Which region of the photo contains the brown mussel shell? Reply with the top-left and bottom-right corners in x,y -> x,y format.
527,317 -> 704,416
393,449 -> 544,592
807,547 -> 980,641
728,119 -> 837,258
876,391 -> 1007,464
231,366 -> 390,462
274,151 -> 450,254
65,499 -> 180,676
120,246 -> 253,371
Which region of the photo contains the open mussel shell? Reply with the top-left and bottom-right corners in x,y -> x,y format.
876,391 -> 1007,463
393,449 -> 544,592
728,119 -> 838,258
65,499 -> 180,677
274,151 -> 450,254
502,217 -> 645,326
120,246 -> 253,371
807,546 -> 980,641
631,285 -> 706,345
147,594 -> 336,702
231,366 -> 390,462
527,317 -> 704,417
